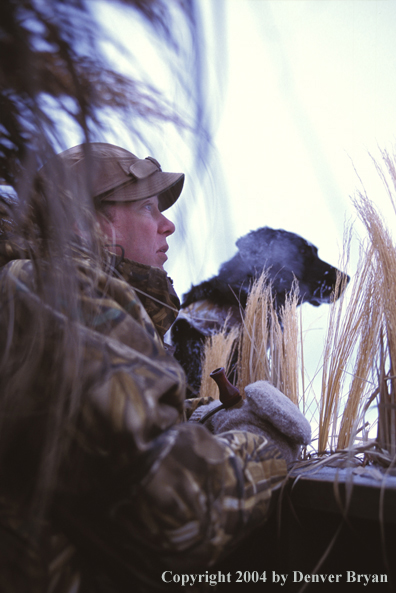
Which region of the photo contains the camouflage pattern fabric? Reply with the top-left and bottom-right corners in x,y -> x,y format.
116,257 -> 180,340
0,241 -> 287,592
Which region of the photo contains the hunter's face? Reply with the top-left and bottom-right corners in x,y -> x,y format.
98,195 -> 175,269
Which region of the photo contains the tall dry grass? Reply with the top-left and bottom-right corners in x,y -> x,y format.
236,275 -> 300,405
335,247 -> 380,451
200,321 -> 239,400
199,272 -> 300,405
316,149 -> 396,459
317,235 -> 380,453
353,173 -> 396,461
236,273 -> 274,393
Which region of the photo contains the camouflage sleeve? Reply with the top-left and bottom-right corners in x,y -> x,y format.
184,396 -> 215,419
114,423 -> 287,571
67,345 -> 287,579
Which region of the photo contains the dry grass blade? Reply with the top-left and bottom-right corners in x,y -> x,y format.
236,271 -> 300,404
200,321 -> 239,400
279,284 -> 300,405
318,230 -> 354,454
353,193 -> 396,459
237,272 -> 273,394
370,148 -> 396,216
336,244 -> 381,450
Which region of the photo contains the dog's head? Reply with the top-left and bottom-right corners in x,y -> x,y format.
231,227 -> 349,307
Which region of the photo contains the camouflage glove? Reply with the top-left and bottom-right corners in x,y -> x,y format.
191,381 -> 311,466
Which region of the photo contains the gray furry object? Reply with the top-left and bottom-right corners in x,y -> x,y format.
190,381 -> 311,466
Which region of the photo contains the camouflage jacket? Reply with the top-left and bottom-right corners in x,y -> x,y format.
0,241 -> 287,593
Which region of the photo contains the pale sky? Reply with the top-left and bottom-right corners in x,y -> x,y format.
198,0 -> 396,274
96,0 -> 396,287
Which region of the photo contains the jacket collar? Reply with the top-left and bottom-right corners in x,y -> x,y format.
114,257 -> 180,340
0,238 -> 180,340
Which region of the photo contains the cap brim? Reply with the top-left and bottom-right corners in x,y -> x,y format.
158,174 -> 184,211
100,170 -> 184,211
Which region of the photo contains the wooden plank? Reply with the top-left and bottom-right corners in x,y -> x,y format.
288,466 -> 396,523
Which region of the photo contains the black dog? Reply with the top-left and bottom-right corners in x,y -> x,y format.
171,227 -> 349,394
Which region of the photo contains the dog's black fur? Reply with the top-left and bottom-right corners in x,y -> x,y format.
171,227 -> 349,394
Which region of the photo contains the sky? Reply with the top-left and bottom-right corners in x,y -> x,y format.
97,0 -> 396,283
95,0 -> 396,435
194,0 -> 396,272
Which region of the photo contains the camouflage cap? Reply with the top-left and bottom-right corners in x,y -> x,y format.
43,142 -> 184,212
